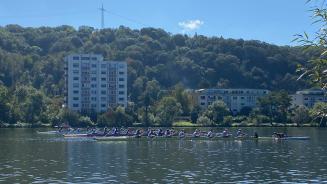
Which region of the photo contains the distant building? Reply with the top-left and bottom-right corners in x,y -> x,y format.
64,54 -> 127,113
291,89 -> 327,108
193,88 -> 269,114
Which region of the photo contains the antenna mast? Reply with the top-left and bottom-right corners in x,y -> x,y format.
100,4 -> 105,29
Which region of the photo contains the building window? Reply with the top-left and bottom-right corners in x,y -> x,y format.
73,63 -> 79,68
73,83 -> 79,88
119,78 -> 124,81
119,97 -> 124,101
101,104 -> 106,108
119,91 -> 124,95
119,71 -> 124,75
91,97 -> 96,101
73,56 -> 79,60
73,90 -> 79,94
91,104 -> 96,108
81,56 -> 90,60
101,71 -> 106,74
101,84 -> 107,88
119,85 -> 124,88
101,91 -> 106,95
101,78 -> 106,81
91,90 -> 96,94
200,96 -> 205,100
91,57 -> 97,61
73,70 -> 79,74
101,97 -> 106,101
101,64 -> 107,68
241,96 -> 245,99
73,97 -> 79,101
200,102 -> 205,105
233,96 -> 237,100
73,104 -> 79,107
91,77 -> 96,81
91,84 -> 97,88
91,64 -> 97,68
73,77 -> 79,80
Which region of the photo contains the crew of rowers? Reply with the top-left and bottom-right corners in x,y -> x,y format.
58,126 -> 286,139
133,128 -> 259,138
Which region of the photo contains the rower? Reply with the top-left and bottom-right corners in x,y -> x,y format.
193,129 -> 200,137
254,131 -> 259,138
134,129 -> 142,138
112,127 -> 119,136
157,128 -> 163,136
273,132 -> 285,138
147,129 -> 155,138
207,129 -> 214,138
222,128 -> 229,137
164,129 -> 171,137
236,129 -> 245,137
179,129 -> 185,138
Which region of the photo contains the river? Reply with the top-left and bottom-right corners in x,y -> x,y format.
0,127 -> 326,183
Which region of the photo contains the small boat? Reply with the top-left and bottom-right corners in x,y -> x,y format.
274,136 -> 310,140
37,131 -> 61,135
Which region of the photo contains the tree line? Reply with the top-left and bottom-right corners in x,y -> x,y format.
0,25 -> 324,127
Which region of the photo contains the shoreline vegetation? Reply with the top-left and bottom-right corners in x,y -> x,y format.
0,121 -> 321,128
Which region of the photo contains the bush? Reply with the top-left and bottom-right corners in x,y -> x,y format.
196,116 -> 213,126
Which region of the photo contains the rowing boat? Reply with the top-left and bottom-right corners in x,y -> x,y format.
95,136 -> 269,141
63,133 -> 88,137
94,136 -> 310,141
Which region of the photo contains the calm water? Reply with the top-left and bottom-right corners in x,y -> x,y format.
0,128 -> 327,183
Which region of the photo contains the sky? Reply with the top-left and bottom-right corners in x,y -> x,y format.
0,0 -> 319,46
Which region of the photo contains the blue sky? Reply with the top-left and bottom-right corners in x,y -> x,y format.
0,0 -> 318,45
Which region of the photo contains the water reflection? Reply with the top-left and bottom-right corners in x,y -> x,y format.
0,128 -> 327,183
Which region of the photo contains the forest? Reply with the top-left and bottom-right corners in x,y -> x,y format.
0,24 -> 323,127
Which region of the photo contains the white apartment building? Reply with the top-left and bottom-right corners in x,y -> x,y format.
64,54 -> 127,113
291,89 -> 327,108
194,88 -> 269,114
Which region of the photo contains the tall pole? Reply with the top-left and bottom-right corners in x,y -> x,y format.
100,4 -> 105,29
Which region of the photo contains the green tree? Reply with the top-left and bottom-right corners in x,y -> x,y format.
155,97 -> 182,126
291,105 -> 310,126
310,102 -> 327,127
295,0 -> 327,89
0,85 -> 11,123
203,100 -> 230,124
258,91 -> 292,125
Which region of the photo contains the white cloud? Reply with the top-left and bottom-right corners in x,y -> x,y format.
178,19 -> 204,33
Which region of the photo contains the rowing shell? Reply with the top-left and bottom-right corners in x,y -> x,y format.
94,136 -> 276,141
95,136 -> 310,141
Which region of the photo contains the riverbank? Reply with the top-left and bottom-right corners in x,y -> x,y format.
0,121 -> 320,128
